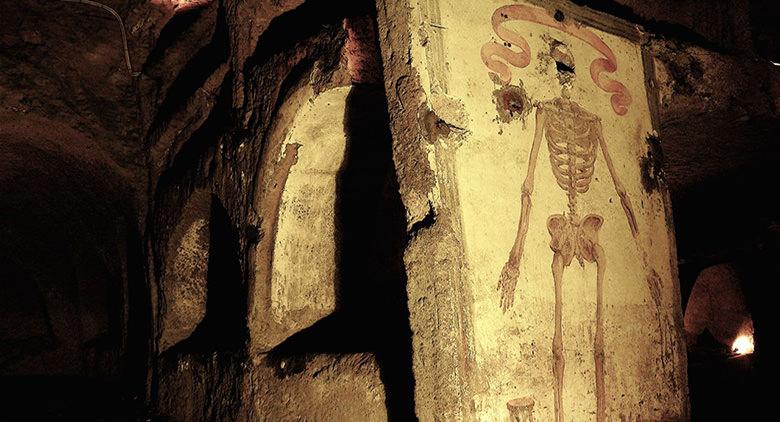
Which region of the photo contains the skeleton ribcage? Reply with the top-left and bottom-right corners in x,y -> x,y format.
545,114 -> 598,196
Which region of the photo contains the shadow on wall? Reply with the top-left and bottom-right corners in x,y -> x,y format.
267,84 -> 417,420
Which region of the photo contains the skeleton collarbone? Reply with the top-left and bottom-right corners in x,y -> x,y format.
540,97 -> 601,222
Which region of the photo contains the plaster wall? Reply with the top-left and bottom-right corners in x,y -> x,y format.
268,86 -> 349,334
250,85 -> 348,350
377,1 -> 688,420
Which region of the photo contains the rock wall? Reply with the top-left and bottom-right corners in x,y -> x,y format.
139,1 -> 403,419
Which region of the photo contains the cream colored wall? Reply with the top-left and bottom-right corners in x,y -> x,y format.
265,86 -> 350,344
402,1 -> 687,420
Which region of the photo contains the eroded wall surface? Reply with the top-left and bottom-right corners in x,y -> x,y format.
376,0 -> 688,420
158,190 -> 211,353
252,85 -> 348,350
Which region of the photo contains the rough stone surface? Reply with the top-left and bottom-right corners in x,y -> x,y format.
376,1 -> 477,420
158,190 -> 211,353
250,353 -> 387,421
650,39 -> 780,195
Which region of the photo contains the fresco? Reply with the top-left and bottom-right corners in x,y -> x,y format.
378,0 -> 688,420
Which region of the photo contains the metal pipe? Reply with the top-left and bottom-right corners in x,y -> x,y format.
59,0 -> 134,75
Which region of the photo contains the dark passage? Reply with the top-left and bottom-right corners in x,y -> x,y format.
0,140 -> 147,420
675,152 -> 779,420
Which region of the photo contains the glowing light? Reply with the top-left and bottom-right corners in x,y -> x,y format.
732,335 -> 754,355
771,61 -> 780,67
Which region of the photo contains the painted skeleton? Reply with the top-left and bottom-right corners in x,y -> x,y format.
479,4 -> 671,420
498,95 -> 638,422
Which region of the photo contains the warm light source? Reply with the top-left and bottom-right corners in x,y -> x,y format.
732,334 -> 755,355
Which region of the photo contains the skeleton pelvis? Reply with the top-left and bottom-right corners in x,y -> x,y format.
547,213 -> 603,267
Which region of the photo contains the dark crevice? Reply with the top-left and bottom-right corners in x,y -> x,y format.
143,2 -> 229,147
243,0 -> 373,74
152,70 -> 233,205
555,60 -> 575,74
639,133 -> 664,193
141,5 -> 213,74
408,201 -> 436,237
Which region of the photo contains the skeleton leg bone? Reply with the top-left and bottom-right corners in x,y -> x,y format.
594,244 -> 607,422
577,214 -> 607,422
551,252 -> 565,422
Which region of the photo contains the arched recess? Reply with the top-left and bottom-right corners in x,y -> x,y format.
152,187 -> 247,421
156,190 -> 246,354
250,83 -> 350,350
684,263 -> 754,350
243,8 -> 416,419
0,116 -> 148,416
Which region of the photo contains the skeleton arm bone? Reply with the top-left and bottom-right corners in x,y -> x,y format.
597,123 -> 664,308
596,120 -> 639,237
498,106 -> 546,311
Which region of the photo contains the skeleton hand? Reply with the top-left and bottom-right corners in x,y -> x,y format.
498,259 -> 520,312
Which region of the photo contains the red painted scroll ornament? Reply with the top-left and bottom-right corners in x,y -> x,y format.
480,4 -> 631,115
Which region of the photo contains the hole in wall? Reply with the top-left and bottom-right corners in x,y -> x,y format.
494,83 -> 532,123
549,40 -> 575,87
555,60 -> 575,74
